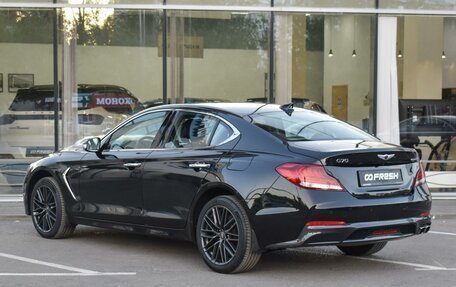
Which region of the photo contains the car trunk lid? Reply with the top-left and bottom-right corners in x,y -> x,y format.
288,140 -> 420,198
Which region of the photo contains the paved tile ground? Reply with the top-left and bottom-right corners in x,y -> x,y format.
0,200 -> 455,287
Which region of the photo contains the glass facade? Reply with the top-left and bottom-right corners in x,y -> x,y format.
396,16 -> 456,190
60,8 -> 162,147
380,0 -> 456,10
166,11 -> 269,105
0,1 -> 455,194
275,0 -> 376,8
168,0 -> 270,6
0,9 -> 53,194
274,14 -> 375,132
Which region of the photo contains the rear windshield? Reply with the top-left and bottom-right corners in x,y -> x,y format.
9,89 -> 55,111
250,110 -> 375,141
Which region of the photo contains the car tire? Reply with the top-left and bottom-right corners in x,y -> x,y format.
196,195 -> 261,273
337,242 -> 387,256
30,177 -> 76,239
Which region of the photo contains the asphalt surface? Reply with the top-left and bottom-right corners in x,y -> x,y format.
0,201 -> 455,287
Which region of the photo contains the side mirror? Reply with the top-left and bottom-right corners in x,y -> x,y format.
83,137 -> 101,153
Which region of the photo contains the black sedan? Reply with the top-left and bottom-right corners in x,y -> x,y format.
23,103 -> 432,273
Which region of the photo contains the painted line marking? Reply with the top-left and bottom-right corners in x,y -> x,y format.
0,252 -> 136,276
300,249 -> 456,271
429,231 -> 456,236
351,256 -> 450,271
415,268 -> 456,271
0,199 -> 23,203
0,252 -> 99,274
0,272 -> 136,276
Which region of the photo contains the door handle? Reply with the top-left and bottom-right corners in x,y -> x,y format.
188,162 -> 211,169
124,162 -> 142,168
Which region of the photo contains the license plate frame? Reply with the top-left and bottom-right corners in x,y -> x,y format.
358,169 -> 403,187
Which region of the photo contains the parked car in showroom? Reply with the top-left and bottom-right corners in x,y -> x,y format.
23,103 -> 431,273
0,84 -> 143,159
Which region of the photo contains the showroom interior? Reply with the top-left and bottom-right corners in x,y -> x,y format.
0,0 -> 455,194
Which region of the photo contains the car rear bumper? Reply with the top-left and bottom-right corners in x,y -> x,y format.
265,216 -> 431,250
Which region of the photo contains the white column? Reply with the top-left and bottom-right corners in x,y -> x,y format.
62,28 -> 79,148
274,15 -> 293,105
376,16 -> 400,145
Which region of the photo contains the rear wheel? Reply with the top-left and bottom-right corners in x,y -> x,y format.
196,195 -> 261,273
31,177 -> 76,239
337,242 -> 387,256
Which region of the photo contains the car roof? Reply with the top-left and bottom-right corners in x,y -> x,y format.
144,102 -> 294,117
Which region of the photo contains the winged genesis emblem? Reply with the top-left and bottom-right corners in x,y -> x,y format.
377,154 -> 395,161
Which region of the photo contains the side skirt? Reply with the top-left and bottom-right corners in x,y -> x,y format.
72,216 -> 190,242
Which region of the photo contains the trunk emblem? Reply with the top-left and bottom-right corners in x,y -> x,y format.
378,154 -> 395,160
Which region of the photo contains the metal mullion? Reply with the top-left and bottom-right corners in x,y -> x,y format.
53,1 -> 59,151
162,6 -> 167,104
268,0 -> 274,103
373,0 -> 379,136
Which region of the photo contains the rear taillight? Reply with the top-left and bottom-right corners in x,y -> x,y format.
414,162 -> 426,187
275,163 -> 346,191
420,211 -> 431,217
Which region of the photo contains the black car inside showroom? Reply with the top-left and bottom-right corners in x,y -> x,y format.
0,0 -> 455,284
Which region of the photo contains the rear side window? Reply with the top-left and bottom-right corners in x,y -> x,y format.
250,110 -> 375,141
164,112 -> 233,148
210,122 -> 233,146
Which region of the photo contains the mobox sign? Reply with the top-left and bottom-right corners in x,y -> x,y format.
89,92 -> 133,108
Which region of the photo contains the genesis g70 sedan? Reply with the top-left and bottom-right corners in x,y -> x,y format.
23,103 -> 432,273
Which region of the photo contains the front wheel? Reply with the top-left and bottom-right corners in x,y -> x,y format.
337,242 -> 387,256
196,195 -> 261,273
30,177 -> 76,239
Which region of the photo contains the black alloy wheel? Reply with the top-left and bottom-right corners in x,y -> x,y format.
31,177 -> 76,239
196,195 -> 261,273
200,205 -> 239,265
32,184 -> 57,233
